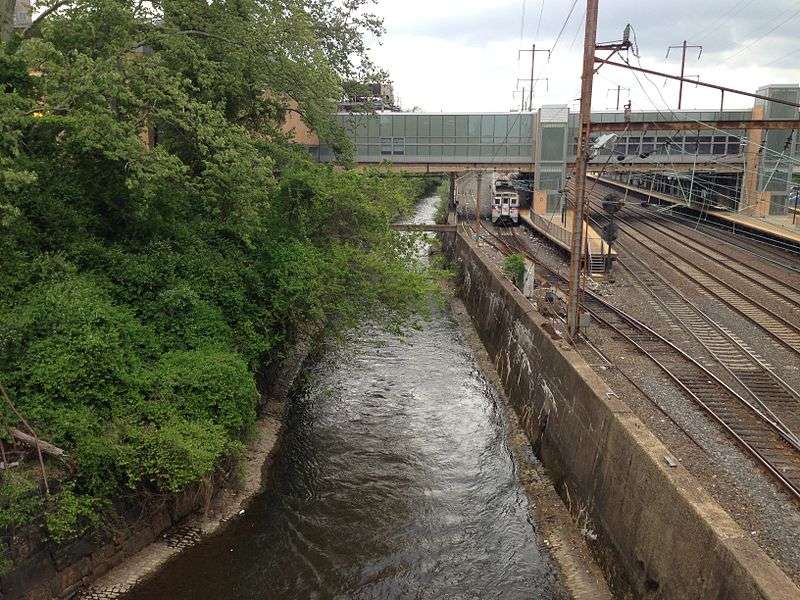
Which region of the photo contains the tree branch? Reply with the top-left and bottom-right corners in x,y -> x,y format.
23,0 -> 71,37
0,382 -> 50,494
163,29 -> 249,48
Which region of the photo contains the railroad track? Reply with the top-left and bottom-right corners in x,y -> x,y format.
476,221 -> 800,502
589,176 -> 800,258
582,292 -> 800,502
626,204 -> 800,280
614,208 -> 800,309
587,197 -> 800,355
606,230 -> 800,447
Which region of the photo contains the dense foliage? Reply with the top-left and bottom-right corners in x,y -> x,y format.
503,254 -> 527,289
434,177 -> 450,224
0,0 -> 438,544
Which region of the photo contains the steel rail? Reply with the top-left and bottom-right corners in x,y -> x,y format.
613,205 -> 800,303
583,297 -> 800,502
592,216 -> 800,446
590,176 -> 800,261
589,175 -> 800,258
586,193 -> 800,354
628,200 -> 800,275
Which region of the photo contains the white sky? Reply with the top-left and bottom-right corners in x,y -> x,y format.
367,0 -> 800,113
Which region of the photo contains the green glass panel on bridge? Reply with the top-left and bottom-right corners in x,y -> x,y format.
323,112 -> 536,165
317,101 -> 797,184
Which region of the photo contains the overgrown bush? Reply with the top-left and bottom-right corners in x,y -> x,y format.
434,178 -> 451,224
0,0 -> 437,545
503,254 -> 527,289
120,420 -> 240,495
149,350 -> 257,436
44,485 -> 102,545
0,471 -> 44,533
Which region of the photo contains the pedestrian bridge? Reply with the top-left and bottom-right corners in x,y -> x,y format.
287,84 -> 799,214
312,111 -> 537,172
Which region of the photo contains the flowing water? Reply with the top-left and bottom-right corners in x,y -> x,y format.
125,197 -> 564,600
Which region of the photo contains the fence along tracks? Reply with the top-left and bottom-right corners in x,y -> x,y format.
472,221 -> 800,501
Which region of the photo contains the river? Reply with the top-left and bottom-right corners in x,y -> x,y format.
125,197 -> 564,600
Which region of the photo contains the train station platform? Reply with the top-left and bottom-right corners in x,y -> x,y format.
588,174 -> 800,248
706,210 -> 800,244
519,208 -> 615,272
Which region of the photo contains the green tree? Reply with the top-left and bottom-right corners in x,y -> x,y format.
0,0 -> 436,545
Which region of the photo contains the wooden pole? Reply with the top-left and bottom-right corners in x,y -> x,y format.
566,0 -> 599,340
678,40 -> 687,109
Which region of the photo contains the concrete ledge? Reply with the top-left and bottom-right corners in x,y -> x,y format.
445,230 -> 800,600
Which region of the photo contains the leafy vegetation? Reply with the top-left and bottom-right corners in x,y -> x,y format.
0,0 -> 435,545
434,177 -> 451,224
503,254 -> 527,289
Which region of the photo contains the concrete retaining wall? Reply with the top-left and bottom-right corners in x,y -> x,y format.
445,230 -> 799,600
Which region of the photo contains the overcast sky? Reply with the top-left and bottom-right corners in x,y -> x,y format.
366,0 -> 800,113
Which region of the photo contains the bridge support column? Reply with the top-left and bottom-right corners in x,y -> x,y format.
742,111 -> 767,216
449,172 -> 456,209
476,172 -> 483,233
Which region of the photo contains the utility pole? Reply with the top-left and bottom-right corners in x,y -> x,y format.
666,41 -> 702,109
519,45 -> 551,110
566,0 -> 600,341
518,77 -> 549,109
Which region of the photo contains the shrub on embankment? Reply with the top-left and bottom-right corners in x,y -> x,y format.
434,179 -> 449,225
0,0 -> 435,555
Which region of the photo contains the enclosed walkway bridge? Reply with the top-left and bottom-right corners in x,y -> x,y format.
296,83 -> 800,217
286,84 -> 800,260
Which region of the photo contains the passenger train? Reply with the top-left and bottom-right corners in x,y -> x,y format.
491,174 -> 520,225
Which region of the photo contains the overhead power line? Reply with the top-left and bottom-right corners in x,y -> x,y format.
569,7 -> 586,51
763,47 -> 800,68
599,55 -> 800,110
551,0 -> 580,55
686,0 -> 757,44
718,5 -> 800,65
534,0 -> 545,43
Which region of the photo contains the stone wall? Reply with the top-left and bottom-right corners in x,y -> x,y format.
1,324 -> 321,600
2,482 -> 213,599
445,230 -> 799,600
